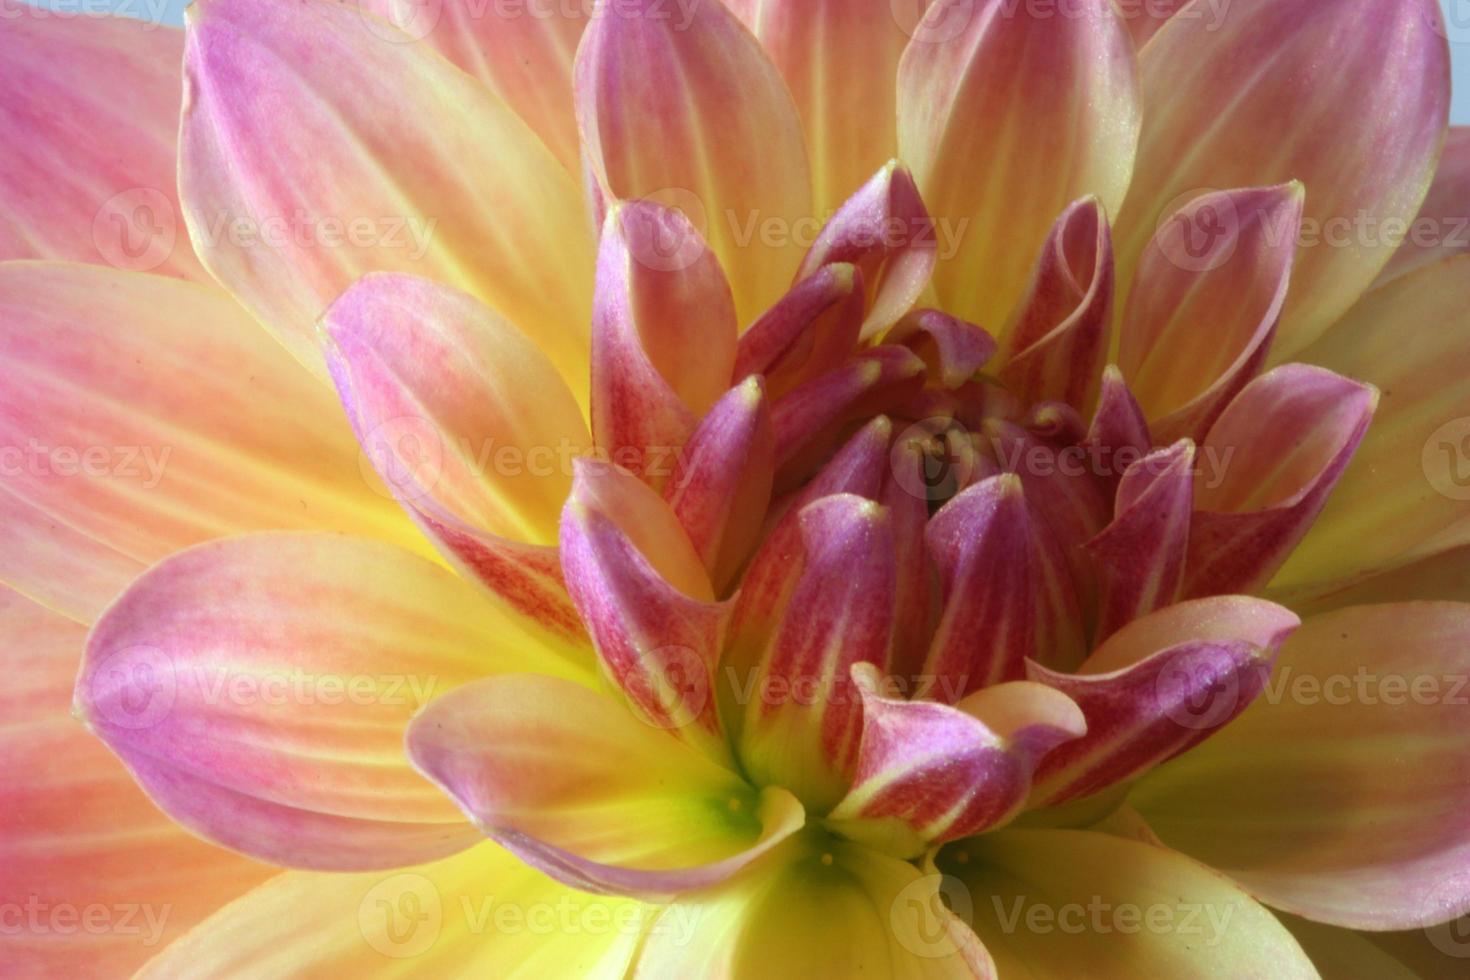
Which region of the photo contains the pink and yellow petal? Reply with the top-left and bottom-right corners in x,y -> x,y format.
939,829 -> 1317,978
0,15 -> 205,280
407,673 -> 803,900
1116,0 -> 1450,356
135,844 -> 644,979
1131,602 -> 1470,930
1,587 -> 276,978
76,533 -> 589,871
180,0 -> 592,389
1379,126 -> 1470,284
0,262 -> 427,625
898,0 -> 1140,336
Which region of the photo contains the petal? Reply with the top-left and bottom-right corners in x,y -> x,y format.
940,829 -> 1316,978
898,0 -> 1140,334
561,460 -> 732,760
734,262 -> 865,399
998,197 -> 1115,412
923,475 -> 1084,698
1117,0 -> 1450,356
737,0 -> 919,216
357,0 -> 587,172
796,162 -> 937,338
1379,126 -> 1470,284
890,309 -> 998,390
1274,256 -> 1470,595
180,0 -> 592,389
636,837 -> 992,978
407,674 -> 803,901
1184,364 -> 1377,598
1120,184 -> 1304,443
1,587 -> 275,976
0,15 -> 205,280
575,0 -> 812,327
734,494 -> 897,811
829,664 -> 1085,854
1082,365 -> 1153,494
1086,441 -> 1195,641
664,377 -> 776,593
75,533 -> 587,871
1282,915 -> 1422,980
0,262 -> 425,625
1028,596 -> 1300,806
591,201 -> 738,483
323,271 -> 591,641
134,844 -> 644,978
1114,0 -> 1189,50
1132,602 -> 1470,929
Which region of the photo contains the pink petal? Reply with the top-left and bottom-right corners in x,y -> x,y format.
889,309 -> 998,390
999,197 -> 1115,411
0,16 -> 205,280
1121,184 -> 1304,443
592,201 -> 738,484
796,162 -> 937,337
575,0 -> 812,326
1379,126 -> 1470,283
734,262 -> 864,399
1183,365 -> 1377,597
1082,365 -> 1153,496
407,674 -> 803,900
75,533 -> 588,870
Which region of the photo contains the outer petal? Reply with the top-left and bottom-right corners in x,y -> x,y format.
1120,184 -> 1304,442
636,837 -> 992,979
0,262 -> 424,625
1132,602 -> 1470,930
407,674 -> 803,901
180,0 -> 592,389
898,0 -> 1140,335
1,588 -> 275,977
998,197 -> 1115,412
1283,916 -> 1422,980
357,0 -> 587,173
0,15 -> 204,280
591,201 -> 739,483
1379,126 -> 1470,283
323,272 -> 590,640
940,829 -> 1316,978
75,533 -> 587,871
1027,596 -> 1300,806
1274,256 -> 1470,594
1116,0 -> 1450,355
134,844 -> 643,978
575,0 -> 812,327
1183,365 -> 1376,598
736,0 -> 922,215
829,665 -> 1085,854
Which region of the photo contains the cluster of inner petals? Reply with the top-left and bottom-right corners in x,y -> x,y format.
548,160 -> 1371,860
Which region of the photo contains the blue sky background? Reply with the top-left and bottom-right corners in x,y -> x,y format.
20,0 -> 1470,125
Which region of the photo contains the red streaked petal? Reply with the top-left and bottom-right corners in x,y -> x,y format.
735,495 -> 897,811
830,664 -> 1085,853
734,262 -> 864,399
75,533 -> 589,871
1086,441 -> 1195,641
797,162 -> 937,337
407,673 -> 803,901
561,461 -> 731,760
899,0 -> 1140,334
1082,365 -> 1153,496
924,475 -> 1084,698
1184,365 -> 1377,597
575,0 -> 811,326
591,201 -> 738,484
1121,184 -> 1304,443
1117,0 -> 1450,356
999,197 -> 1115,412
664,378 -> 776,594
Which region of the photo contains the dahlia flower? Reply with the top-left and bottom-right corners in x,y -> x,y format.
5,0 -> 1470,975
